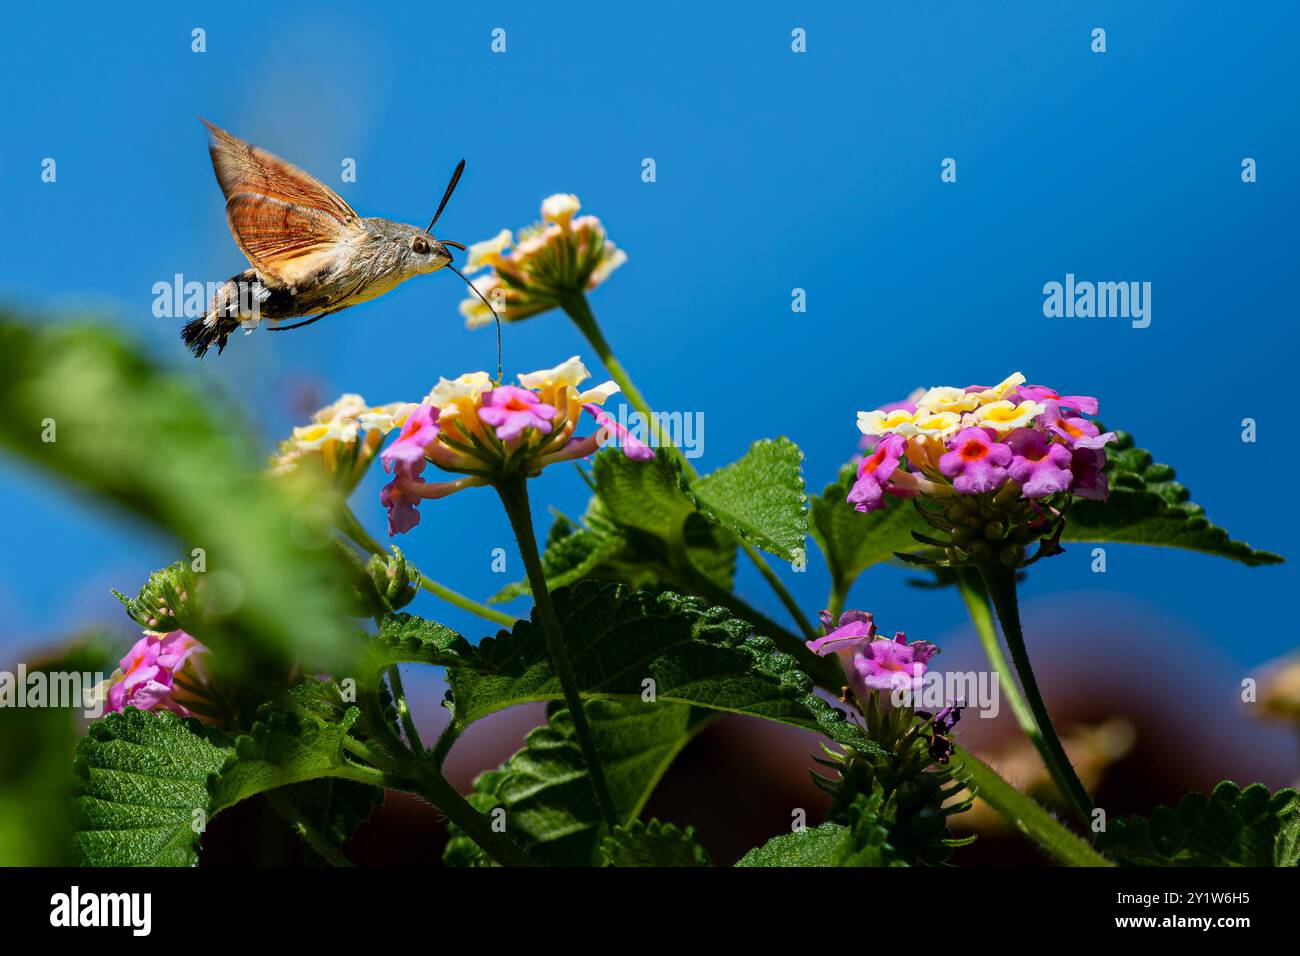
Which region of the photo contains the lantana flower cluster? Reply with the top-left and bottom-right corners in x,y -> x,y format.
271,393 -> 415,493
853,373 -> 1114,566
101,629 -> 210,718
380,356 -> 653,535
808,610 -> 941,698
459,194 -> 626,328
808,610 -> 963,763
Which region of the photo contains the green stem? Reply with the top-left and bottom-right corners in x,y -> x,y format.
419,575 -> 517,627
561,293 -> 666,449
955,747 -> 1112,866
430,720 -> 461,769
738,541 -> 818,640
342,735 -> 399,772
387,664 -> 424,753
266,789 -> 354,867
337,503 -> 517,627
826,576 -> 849,624
955,568 -> 1037,738
561,292 -> 817,641
976,562 -> 1095,829
358,683 -> 537,866
407,760 -> 539,867
494,474 -> 621,831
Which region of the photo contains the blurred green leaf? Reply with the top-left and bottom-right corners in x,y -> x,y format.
0,315 -> 359,685
0,635 -> 116,865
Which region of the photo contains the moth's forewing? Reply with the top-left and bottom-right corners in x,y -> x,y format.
201,118 -> 364,287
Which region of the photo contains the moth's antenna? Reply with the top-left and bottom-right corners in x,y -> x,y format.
446,261 -> 503,385
427,159 -> 465,233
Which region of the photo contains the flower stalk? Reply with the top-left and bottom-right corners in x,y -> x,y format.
975,560 -> 1095,828
495,473 -> 621,831
560,291 -> 818,642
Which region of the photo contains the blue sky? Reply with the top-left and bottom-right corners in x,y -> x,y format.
1,0 -> 1296,714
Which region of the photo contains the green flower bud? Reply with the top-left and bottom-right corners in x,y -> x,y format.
361,547 -> 421,615
113,560 -> 201,631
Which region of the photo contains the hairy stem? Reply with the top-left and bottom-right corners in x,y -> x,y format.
560,292 -> 817,641
495,474 -> 621,831
955,568 -> 1037,739
358,682 -> 536,866
265,789 -> 353,867
387,664 -> 423,753
826,576 -> 848,625
955,747 -> 1111,866
976,562 -> 1095,829
407,761 -> 539,867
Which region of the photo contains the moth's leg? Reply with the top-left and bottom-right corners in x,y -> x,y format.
266,306 -> 345,332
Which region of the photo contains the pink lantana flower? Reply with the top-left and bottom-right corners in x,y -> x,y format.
1011,385 -> 1099,416
477,386 -> 557,442
1038,400 -> 1115,451
579,403 -> 655,461
807,610 -> 940,698
1006,428 -> 1074,498
848,435 -> 907,512
939,427 -> 1013,494
104,630 -> 209,717
1069,446 -> 1110,500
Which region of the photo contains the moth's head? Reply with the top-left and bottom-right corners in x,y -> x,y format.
396,224 -> 453,275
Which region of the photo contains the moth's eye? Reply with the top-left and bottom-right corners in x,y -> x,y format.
411,237 -> 430,255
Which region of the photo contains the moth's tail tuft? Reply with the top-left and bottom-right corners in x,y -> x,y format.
181,270 -> 263,358
181,315 -> 235,358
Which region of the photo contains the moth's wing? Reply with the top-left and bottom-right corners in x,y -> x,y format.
202,118 -> 364,287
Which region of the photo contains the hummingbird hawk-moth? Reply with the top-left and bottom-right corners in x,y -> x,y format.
183,118 -> 493,358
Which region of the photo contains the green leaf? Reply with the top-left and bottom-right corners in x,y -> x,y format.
0,315 -> 359,685
692,438 -> 808,560
447,582 -> 881,754
363,612 -> 481,676
736,794 -> 902,867
591,452 -> 739,593
75,692 -> 385,866
600,819 -> 711,867
208,707 -> 371,814
73,709 -> 231,867
0,637 -> 115,865
446,699 -> 714,866
594,450 -> 697,542
1100,781 -> 1300,866
809,463 -> 925,586
285,779 -> 383,863
1062,432 -> 1283,565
